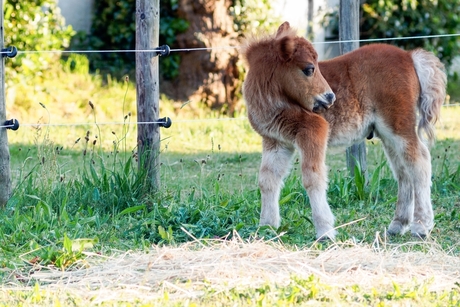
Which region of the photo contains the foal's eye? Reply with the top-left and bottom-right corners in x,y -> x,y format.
302,64 -> 315,77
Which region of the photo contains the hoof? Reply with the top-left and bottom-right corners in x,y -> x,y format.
410,222 -> 432,239
316,235 -> 332,243
387,220 -> 409,236
259,217 -> 280,229
316,229 -> 336,242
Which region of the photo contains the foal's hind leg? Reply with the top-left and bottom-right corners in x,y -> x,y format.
380,137 -> 414,235
410,141 -> 434,237
381,136 -> 434,237
258,138 -> 295,228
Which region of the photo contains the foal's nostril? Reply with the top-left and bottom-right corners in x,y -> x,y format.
326,92 -> 336,104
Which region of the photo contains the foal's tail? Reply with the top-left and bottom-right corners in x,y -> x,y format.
411,49 -> 447,145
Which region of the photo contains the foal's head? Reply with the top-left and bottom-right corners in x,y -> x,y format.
242,22 -> 335,112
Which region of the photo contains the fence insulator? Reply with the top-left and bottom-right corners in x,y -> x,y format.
158,117 -> 172,128
4,119 -> 19,131
154,45 -> 170,57
1,46 -> 17,58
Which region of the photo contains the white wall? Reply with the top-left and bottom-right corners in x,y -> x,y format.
57,0 -> 94,33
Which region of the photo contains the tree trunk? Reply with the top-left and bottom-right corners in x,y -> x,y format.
161,0 -> 240,114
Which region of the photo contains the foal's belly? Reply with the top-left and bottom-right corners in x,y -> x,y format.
321,100 -> 375,147
326,118 -> 373,147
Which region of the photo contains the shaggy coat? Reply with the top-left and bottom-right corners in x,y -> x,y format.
242,22 -> 447,240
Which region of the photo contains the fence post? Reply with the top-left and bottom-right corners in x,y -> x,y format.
339,0 -> 367,178
136,0 -> 160,191
0,1 -> 11,207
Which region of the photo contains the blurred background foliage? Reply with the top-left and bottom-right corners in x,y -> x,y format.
4,0 -> 74,80
79,0 -> 189,79
324,0 -> 460,68
77,0 -> 279,79
360,0 -> 460,67
230,0 -> 281,34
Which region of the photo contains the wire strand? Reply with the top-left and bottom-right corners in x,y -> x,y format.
0,117 -> 249,129
312,33 -> 460,45
2,103 -> 459,130
3,33 -> 459,55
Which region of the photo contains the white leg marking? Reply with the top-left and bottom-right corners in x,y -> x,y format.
299,153 -> 336,240
379,130 -> 414,235
258,141 -> 294,228
411,142 -> 434,236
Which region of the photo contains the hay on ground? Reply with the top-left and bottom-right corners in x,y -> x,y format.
3,235 -> 460,303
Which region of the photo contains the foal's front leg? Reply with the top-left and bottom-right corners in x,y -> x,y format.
258,138 -> 295,228
296,128 -> 336,240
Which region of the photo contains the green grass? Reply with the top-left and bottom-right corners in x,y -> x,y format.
1,275 -> 459,306
1,65 -> 460,305
3,107 -> 459,245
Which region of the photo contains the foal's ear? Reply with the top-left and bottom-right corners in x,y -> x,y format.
275,35 -> 296,62
276,22 -> 291,38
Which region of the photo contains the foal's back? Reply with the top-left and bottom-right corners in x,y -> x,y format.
318,44 -> 420,146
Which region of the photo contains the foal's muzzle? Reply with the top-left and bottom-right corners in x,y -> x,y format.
313,92 -> 336,112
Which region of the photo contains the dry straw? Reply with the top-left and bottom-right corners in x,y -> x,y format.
3,232 -> 460,304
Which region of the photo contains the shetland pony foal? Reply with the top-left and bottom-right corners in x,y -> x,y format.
242,22 -> 446,240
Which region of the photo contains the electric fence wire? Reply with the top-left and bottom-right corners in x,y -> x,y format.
2,103 -> 460,130
0,33 -> 459,55
0,117 -> 250,129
